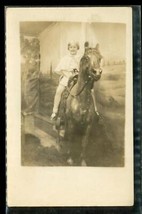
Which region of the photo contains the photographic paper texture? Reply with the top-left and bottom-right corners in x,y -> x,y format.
6,7 -> 133,206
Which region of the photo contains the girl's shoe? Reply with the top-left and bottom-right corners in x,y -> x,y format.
50,113 -> 57,120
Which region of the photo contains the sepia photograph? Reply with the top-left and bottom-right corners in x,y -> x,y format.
6,7 -> 133,206
20,21 -> 126,167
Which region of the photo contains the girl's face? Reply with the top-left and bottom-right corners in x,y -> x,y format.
68,44 -> 78,55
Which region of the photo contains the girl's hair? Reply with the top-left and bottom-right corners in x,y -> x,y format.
68,41 -> 80,50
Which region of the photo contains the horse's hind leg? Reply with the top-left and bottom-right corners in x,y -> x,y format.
81,124 -> 92,166
63,120 -> 74,165
66,133 -> 78,166
70,133 -> 82,165
65,121 -> 82,166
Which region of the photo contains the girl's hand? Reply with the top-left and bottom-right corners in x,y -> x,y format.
61,70 -> 72,78
73,69 -> 79,75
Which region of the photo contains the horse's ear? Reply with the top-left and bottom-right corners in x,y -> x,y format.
84,41 -> 89,48
95,43 -> 100,50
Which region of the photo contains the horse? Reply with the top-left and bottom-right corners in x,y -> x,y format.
57,42 -> 103,166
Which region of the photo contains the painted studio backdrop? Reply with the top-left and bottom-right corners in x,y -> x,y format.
21,21 -> 126,166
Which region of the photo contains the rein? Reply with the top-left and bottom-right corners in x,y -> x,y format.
66,75 -> 92,98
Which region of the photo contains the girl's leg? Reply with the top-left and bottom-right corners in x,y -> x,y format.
52,84 -> 65,114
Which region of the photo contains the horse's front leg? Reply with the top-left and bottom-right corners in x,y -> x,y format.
81,124 -> 92,166
91,89 -> 99,116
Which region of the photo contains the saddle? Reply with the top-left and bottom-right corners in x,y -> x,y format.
56,73 -> 78,129
61,69 -> 79,101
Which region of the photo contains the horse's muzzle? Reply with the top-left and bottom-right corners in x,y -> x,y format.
94,74 -> 101,81
92,69 -> 102,81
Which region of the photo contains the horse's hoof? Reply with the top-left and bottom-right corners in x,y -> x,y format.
67,158 -> 73,165
81,159 -> 87,166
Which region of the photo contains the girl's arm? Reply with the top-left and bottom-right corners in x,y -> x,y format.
61,70 -> 73,78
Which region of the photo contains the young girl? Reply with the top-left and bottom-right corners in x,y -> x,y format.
51,41 -> 81,120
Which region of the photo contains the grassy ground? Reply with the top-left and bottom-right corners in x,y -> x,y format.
22,64 -> 125,166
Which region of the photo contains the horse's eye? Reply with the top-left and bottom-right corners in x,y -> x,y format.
93,70 -> 97,74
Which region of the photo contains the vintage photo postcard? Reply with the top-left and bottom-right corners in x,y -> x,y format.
6,7 -> 133,206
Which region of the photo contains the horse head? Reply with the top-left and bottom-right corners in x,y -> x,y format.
79,42 -> 103,83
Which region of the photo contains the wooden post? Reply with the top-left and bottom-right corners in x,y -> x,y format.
22,112 -> 35,135
50,62 -> 52,79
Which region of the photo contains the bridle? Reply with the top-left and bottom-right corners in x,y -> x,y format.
66,75 -> 92,98
66,70 -> 102,98
66,54 -> 102,98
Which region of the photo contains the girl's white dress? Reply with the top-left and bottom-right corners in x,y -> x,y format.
54,54 -> 81,86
